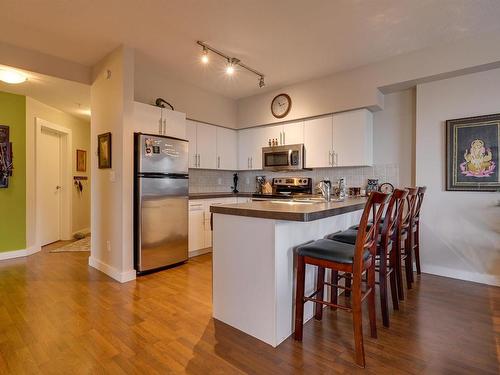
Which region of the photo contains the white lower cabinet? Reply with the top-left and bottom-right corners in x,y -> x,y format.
188,197 -> 240,257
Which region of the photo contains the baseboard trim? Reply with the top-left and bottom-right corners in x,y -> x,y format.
0,245 -> 41,261
189,247 -> 212,258
423,264 -> 499,287
88,256 -> 136,283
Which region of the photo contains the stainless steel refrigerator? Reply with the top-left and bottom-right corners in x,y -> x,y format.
134,133 -> 189,274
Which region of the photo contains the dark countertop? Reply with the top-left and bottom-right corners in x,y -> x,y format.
189,192 -> 253,200
210,197 -> 367,222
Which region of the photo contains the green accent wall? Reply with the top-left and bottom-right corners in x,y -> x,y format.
0,91 -> 26,252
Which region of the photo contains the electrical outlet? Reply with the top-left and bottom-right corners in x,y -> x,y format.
217,177 -> 222,185
106,240 -> 111,252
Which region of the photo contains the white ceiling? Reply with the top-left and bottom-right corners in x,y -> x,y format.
1,0 -> 500,99
0,65 -> 90,120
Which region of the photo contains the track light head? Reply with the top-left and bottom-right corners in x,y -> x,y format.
226,58 -> 239,75
201,46 -> 209,64
259,76 -> 265,88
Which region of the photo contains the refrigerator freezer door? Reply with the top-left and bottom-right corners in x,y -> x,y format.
136,176 -> 188,272
138,134 -> 188,174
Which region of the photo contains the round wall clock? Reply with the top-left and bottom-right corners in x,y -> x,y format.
271,93 -> 291,118
379,182 -> 394,194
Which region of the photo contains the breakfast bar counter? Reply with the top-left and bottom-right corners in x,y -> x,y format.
210,197 -> 365,347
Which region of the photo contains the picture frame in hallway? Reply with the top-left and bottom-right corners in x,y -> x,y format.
76,149 -> 86,172
446,113 -> 499,191
0,125 -> 12,188
97,132 -> 112,169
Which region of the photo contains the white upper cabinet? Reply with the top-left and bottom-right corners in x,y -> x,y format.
304,115 -> 333,168
282,121 -> 304,145
186,120 -> 198,168
132,102 -> 186,139
216,127 -> 238,170
196,123 -> 217,169
332,109 -> 373,167
238,127 -> 265,170
163,109 -> 187,139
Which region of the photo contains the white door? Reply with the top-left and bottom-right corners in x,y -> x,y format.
186,120 -> 198,168
332,109 -> 373,166
216,127 -> 237,170
196,123 -> 217,169
304,115 -> 333,168
283,121 -> 304,145
39,128 -> 62,245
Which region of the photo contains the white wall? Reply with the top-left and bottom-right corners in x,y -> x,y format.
25,97 -> 91,249
416,68 -> 500,286
237,31 -> 500,128
134,53 -> 237,129
373,89 -> 415,187
89,46 -> 136,283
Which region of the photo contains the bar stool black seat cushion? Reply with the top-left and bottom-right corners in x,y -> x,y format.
325,228 -> 358,245
297,239 -> 370,264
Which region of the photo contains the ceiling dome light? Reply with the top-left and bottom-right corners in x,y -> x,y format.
0,69 -> 27,84
201,46 -> 209,64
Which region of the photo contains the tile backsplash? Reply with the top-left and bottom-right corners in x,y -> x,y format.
189,163 -> 400,193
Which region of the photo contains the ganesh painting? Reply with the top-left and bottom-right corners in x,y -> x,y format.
461,139 -> 495,177
447,113 -> 500,191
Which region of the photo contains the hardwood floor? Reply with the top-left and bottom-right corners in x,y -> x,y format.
0,245 -> 498,374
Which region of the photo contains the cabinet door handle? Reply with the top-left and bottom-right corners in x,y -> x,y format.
283,131 -> 286,145
217,156 -> 220,169
328,151 -> 332,166
198,154 -> 201,168
250,157 -> 253,169
194,154 -> 198,168
280,132 -> 283,145
163,119 -> 167,135
159,118 -> 163,135
335,151 -> 338,166
247,157 -> 250,169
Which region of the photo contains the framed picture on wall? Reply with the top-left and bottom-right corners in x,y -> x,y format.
76,149 -> 87,172
97,132 -> 112,169
446,113 -> 499,191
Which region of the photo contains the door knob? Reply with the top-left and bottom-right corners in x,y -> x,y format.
56,185 -> 61,190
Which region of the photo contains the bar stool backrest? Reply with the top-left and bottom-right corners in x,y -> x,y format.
414,186 -> 427,223
380,189 -> 409,246
402,187 -> 418,232
354,192 -> 390,273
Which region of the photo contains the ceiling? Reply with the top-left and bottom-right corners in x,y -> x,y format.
0,65 -> 90,120
1,0 -> 500,99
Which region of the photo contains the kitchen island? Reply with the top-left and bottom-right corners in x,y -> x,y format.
210,197 -> 366,347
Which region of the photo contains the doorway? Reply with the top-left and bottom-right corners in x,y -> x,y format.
36,118 -> 72,247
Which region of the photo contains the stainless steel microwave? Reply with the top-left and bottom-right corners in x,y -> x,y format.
262,144 -> 304,171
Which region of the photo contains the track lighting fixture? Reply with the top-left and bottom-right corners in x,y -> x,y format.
201,46 -> 209,64
259,76 -> 265,88
197,41 -> 265,88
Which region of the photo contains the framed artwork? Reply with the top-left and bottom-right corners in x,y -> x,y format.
0,125 -> 12,188
446,113 -> 499,191
97,132 -> 112,169
76,149 -> 86,172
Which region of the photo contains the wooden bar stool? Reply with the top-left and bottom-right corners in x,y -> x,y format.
294,192 -> 389,368
325,189 -> 409,327
412,186 -> 426,276
397,187 -> 418,295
